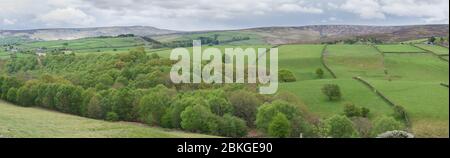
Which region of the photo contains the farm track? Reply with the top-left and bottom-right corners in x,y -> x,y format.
321,45 -> 337,79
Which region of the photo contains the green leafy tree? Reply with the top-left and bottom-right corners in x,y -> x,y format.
256,100 -> 300,132
138,85 -> 174,125
180,104 -> 216,133
279,69 -> 296,82
217,114 -> 248,137
6,88 -> 18,103
112,88 -> 136,121
106,112 -> 119,122
323,115 -> 358,138
372,116 -> 403,136
54,84 -> 84,115
87,94 -> 103,119
268,113 -> 291,138
228,90 -> 261,127
321,84 -> 341,101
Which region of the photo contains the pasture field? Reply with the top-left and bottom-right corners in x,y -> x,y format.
153,31 -> 266,45
383,53 -> 449,82
277,45 -> 333,81
415,44 -> 449,55
324,45 -> 386,79
376,44 -> 426,53
150,45 -> 272,58
368,80 -> 449,137
17,37 -> 145,53
279,79 -> 394,119
1,38 -> 449,138
0,101 -> 215,138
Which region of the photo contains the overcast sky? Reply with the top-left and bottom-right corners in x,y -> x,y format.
0,0 -> 448,31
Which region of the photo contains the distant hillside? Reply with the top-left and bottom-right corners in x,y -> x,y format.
0,26 -> 178,41
242,24 -> 449,44
1,25 -> 448,44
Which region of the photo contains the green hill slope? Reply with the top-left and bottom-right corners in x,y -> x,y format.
0,101 -> 215,138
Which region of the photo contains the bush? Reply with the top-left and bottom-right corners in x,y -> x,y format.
106,112 -> 119,122
321,84 -> 341,101
343,103 -> 370,118
323,115 -> 358,138
256,100 -> 300,132
6,88 -> 18,103
268,113 -> 291,138
180,104 -> 216,133
316,68 -> 324,78
217,114 -> 248,137
393,105 -> 407,121
372,116 -> 404,136
279,69 -> 296,82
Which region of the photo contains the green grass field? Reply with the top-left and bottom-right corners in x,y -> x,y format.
278,45 -> 333,81
368,80 -> 449,137
325,45 -> 386,79
376,44 -> 426,53
0,101 -> 215,138
279,79 -> 394,119
415,44 -> 449,55
153,31 -> 266,45
383,53 -> 449,82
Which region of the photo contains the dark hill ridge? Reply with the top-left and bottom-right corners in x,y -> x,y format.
242,24 -> 449,44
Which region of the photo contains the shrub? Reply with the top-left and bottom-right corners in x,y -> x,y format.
217,114 -> 248,137
343,103 -> 370,118
180,104 -> 215,133
393,105 -> 407,121
256,100 -> 300,132
106,112 -> 119,122
321,84 -> 341,101
6,88 -> 18,103
268,113 -> 291,138
316,68 -> 324,78
372,116 -> 404,136
323,115 -> 358,138
279,69 -> 296,82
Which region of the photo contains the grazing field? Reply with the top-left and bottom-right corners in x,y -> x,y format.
383,53 -> 449,82
17,37 -> 145,53
325,45 -> 385,79
150,45 -> 272,58
376,44 -> 426,53
278,45 -> 332,80
279,79 -> 394,119
153,31 -> 266,45
415,44 -> 449,55
0,101 -> 215,138
368,80 -> 449,137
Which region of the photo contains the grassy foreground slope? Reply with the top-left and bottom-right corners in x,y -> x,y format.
0,101 -> 215,138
